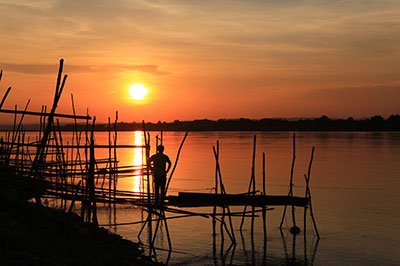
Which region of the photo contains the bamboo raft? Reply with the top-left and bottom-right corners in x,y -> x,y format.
0,60 -> 320,264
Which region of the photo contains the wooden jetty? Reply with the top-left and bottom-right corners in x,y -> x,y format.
0,59 -> 320,264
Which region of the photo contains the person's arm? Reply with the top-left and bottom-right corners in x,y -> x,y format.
166,156 -> 172,173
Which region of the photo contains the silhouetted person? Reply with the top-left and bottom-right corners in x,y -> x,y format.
149,145 -> 171,204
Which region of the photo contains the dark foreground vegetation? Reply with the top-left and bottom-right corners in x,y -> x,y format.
0,172 -> 162,266
59,114 -> 400,132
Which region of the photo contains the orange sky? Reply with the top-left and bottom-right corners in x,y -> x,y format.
0,0 -> 399,123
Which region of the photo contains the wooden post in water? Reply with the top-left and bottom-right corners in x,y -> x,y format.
280,133 -> 300,234
88,116 -> 98,228
108,117 -> 112,205
251,135 -> 256,240
304,147 -> 319,239
262,152 -> 267,256
142,120 -> 153,255
240,135 -> 256,232
113,112 -> 118,201
81,108 -> 90,222
56,119 -> 67,210
142,120 -> 151,204
212,141 -> 218,248
165,132 -> 188,194
212,141 -> 235,243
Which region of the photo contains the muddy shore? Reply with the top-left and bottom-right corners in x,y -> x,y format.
0,186 -> 162,266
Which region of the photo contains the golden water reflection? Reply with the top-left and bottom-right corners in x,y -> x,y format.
131,131 -> 144,193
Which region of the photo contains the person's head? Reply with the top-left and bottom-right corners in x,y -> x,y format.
157,145 -> 165,153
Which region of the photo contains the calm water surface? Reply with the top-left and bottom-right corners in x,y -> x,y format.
90,131 -> 400,266
15,131 -> 398,265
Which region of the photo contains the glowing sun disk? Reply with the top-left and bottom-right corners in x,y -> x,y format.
129,84 -> 148,100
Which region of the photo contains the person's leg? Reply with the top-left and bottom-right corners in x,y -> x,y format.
154,176 -> 160,204
160,175 -> 166,204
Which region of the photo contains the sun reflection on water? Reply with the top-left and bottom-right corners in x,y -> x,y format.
131,131 -> 144,193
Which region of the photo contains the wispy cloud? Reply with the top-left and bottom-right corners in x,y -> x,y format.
0,62 -> 172,76
306,84 -> 400,113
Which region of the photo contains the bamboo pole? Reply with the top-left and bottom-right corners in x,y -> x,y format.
56,119 -> 67,210
304,147 -> 319,238
81,108 -> 90,222
0,109 -> 91,120
68,180 -> 82,214
142,120 -> 150,204
0,87 -> 11,109
280,133 -> 299,233
71,93 -> 84,187
32,59 -> 67,183
113,112 -> 118,202
262,152 -> 267,244
212,141 -> 218,243
12,105 -> 17,145
251,135 -> 256,241
165,131 -> 188,194
142,120 -> 153,255
89,116 -> 98,228
51,121 -> 63,208
240,135 -> 256,231
0,142 -> 146,149
212,141 -> 236,243
11,100 -> 30,145
15,132 -> 21,171
108,117 -> 112,205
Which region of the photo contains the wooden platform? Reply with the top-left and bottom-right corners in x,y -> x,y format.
166,192 -> 308,208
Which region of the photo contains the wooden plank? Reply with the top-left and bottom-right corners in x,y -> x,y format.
167,192 -> 308,207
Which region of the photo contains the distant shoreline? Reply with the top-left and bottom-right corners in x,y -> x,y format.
1,115 -> 399,132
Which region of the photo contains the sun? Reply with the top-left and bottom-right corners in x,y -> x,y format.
129,83 -> 148,100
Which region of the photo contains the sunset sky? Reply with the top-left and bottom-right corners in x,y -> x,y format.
0,0 -> 399,123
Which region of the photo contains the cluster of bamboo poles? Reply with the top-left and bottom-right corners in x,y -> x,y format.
0,59 -> 155,228
0,59 -> 192,262
131,133 -> 320,264
1,60 -> 320,264
207,134 -> 320,264
134,128 -> 188,262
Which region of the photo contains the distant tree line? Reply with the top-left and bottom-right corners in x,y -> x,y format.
58,114 -> 400,131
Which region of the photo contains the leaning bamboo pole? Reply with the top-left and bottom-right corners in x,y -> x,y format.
304,147 -> 319,238
212,141 -> 236,243
165,131 -> 188,194
280,133 -> 299,233
31,59 -> 67,180
0,87 -> 12,109
240,135 -> 256,232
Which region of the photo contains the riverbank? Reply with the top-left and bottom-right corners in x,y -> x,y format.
0,185 -> 162,266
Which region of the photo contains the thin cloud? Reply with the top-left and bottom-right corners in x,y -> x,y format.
116,64 -> 171,76
309,85 -> 400,99
306,84 -> 400,111
0,62 -> 172,76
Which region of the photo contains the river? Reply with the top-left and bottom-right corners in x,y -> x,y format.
86,131 -> 399,266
